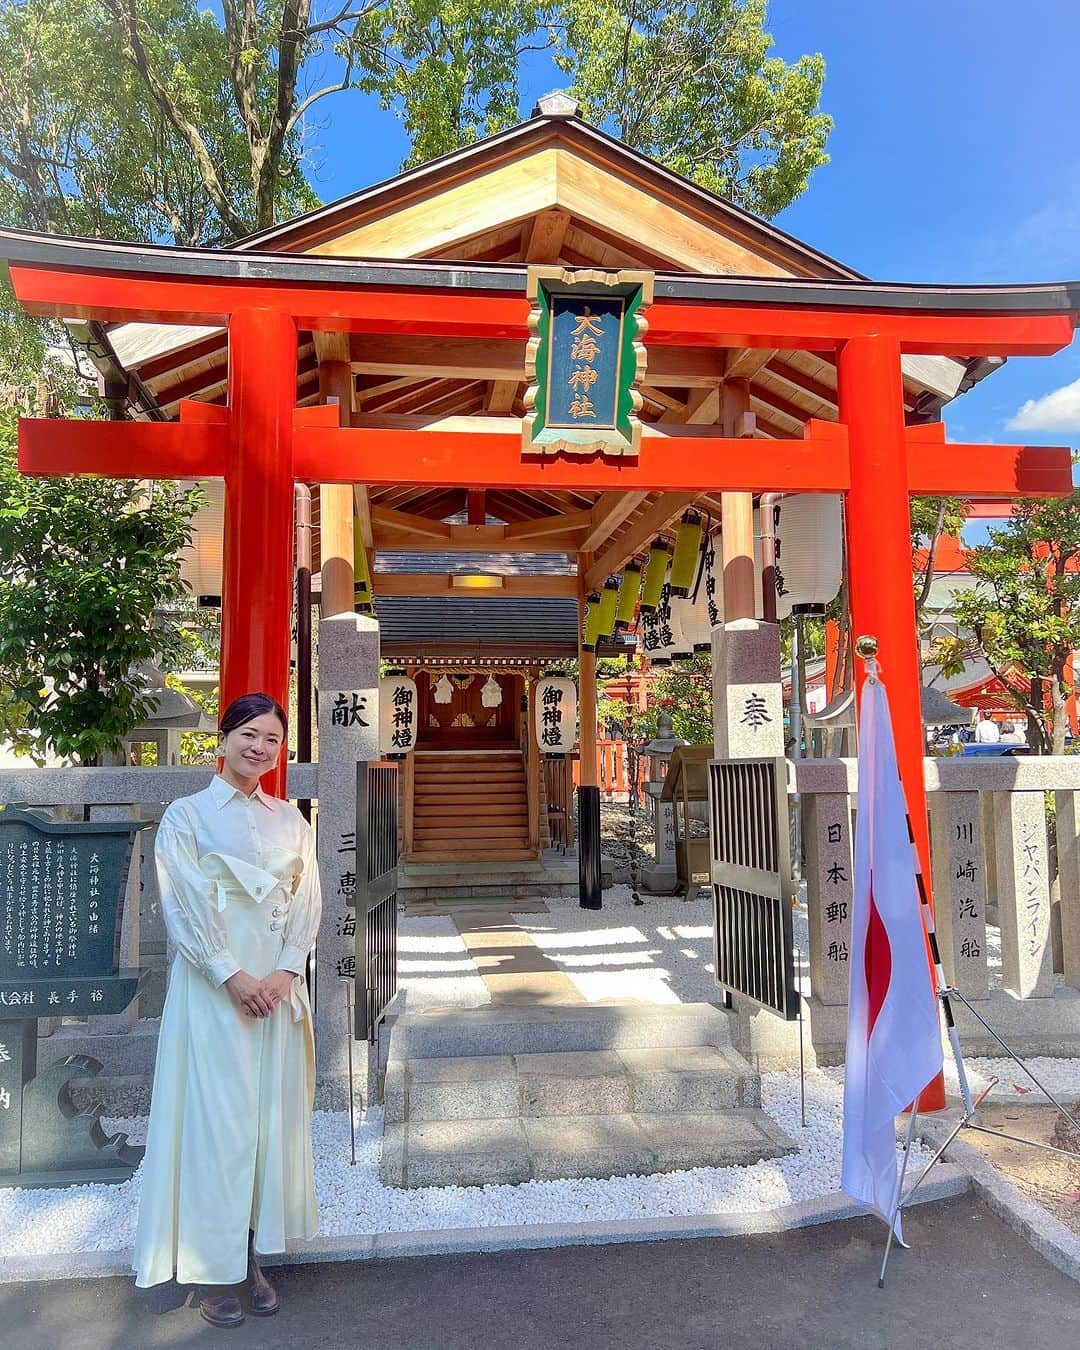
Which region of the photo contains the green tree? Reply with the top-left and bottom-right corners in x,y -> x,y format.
0,410 -> 202,762
911,494 -> 968,642
934,491 -> 1080,754
556,0 -> 831,216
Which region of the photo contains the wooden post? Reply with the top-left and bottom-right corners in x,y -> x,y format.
527,668 -> 541,852
318,359 -> 356,617
220,308 -> 297,798
838,335 -> 946,1111
720,378 -> 757,620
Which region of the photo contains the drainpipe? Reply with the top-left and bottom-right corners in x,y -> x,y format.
295,483 -> 313,820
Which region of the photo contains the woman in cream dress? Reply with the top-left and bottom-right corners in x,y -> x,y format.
133,693 -> 321,1328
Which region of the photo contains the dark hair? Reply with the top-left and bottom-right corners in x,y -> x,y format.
220,692 -> 288,738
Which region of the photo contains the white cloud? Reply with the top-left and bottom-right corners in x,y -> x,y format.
1007,377 -> 1080,433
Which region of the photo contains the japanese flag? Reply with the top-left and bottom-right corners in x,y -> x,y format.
841,670 -> 942,1240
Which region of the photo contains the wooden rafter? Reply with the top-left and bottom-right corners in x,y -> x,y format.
581,491 -> 648,552
725,348 -> 778,380
524,208 -> 571,261
503,507 -> 592,540
583,492 -> 697,590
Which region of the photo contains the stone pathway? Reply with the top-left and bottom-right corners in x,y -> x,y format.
451,906 -> 583,1006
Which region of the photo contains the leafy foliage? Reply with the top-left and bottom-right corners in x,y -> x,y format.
0,411 -> 202,762
933,488 -> 1080,754
556,0 -> 831,217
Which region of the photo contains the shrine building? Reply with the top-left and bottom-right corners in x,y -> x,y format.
3,89 -> 1077,953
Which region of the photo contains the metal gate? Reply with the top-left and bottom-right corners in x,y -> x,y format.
354,760 -> 399,1041
708,755 -> 799,1019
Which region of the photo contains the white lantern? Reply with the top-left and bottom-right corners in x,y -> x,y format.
773,495 -> 843,620
534,673 -> 577,757
673,591 -> 712,653
649,580 -> 681,666
379,670 -> 418,757
703,536 -> 724,632
179,479 -> 224,603
669,594 -> 697,660
638,602 -> 666,666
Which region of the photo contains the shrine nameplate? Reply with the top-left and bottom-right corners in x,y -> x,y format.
0,808 -> 149,1188
523,265 -> 653,458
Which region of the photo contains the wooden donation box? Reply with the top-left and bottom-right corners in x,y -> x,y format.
659,746 -> 714,893
0,808 -> 148,1187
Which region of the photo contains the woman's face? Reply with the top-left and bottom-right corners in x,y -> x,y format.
218,712 -> 285,784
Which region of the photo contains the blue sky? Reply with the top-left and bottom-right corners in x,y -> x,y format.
303,2 -> 1080,459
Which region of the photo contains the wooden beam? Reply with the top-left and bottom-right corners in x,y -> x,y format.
350,334 -> 723,387
467,488 -> 486,525
486,379 -> 519,414
724,348 -> 778,380
584,492 -> 697,590
374,574 -> 577,598
353,484 -> 374,550
581,491 -> 648,552
525,209 -> 571,262
503,507 -> 593,540
370,504 -> 452,541
318,360 -> 355,616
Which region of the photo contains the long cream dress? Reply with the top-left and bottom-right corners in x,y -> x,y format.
133,774 -> 322,1288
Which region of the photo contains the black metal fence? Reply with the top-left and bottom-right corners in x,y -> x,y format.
708,756 -> 798,1020
354,760 -> 399,1041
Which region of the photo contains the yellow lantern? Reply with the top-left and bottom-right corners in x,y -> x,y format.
595,578 -> 620,640
581,592 -> 603,651
614,563 -> 642,631
640,539 -> 669,612
353,530 -> 374,614
670,512 -> 704,597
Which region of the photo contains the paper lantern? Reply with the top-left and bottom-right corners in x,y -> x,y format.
673,592 -> 712,653
179,480 -> 224,604
353,531 -> 374,614
640,539 -> 669,612
614,563 -> 642,631
534,673 -> 577,757
703,535 -> 724,630
379,670 -> 418,758
670,512 -> 704,597
595,578 -> 620,640
773,495 -> 843,621
646,580 -> 682,666
637,603 -> 666,665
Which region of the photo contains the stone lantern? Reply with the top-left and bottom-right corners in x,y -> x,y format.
640,710 -> 688,894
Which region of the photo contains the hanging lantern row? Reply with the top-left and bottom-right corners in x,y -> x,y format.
353,528 -> 374,615
534,672 -> 577,758
378,669 -> 418,759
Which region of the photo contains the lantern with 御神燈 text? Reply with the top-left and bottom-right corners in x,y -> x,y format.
772,495 -> 843,620
378,670 -> 418,758
534,673 -> 577,757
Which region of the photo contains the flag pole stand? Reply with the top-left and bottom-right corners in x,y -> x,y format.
856,638 -> 1080,1288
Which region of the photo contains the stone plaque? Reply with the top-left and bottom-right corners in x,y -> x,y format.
928,790 -> 989,1000
315,612 -> 379,1100
711,620 -> 785,761
804,793 -> 854,1005
994,792 -> 1054,998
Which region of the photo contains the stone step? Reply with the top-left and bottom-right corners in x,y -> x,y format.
387,1001 -> 734,1060
380,1109 -> 795,1188
384,1045 -> 760,1125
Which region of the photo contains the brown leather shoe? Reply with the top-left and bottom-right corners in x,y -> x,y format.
199,1288 -> 245,1328
247,1244 -> 279,1317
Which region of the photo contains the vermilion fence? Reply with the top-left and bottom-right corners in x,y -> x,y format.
572,740 -> 649,800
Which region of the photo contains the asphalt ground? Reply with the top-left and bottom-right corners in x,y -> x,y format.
4,1192 -> 1079,1350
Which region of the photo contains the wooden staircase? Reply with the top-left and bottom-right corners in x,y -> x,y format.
408,751 -> 535,862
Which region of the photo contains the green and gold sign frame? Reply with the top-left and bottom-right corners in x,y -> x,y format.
523,266 -> 653,458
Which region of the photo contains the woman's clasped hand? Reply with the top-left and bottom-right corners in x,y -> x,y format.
223,968 -> 297,1018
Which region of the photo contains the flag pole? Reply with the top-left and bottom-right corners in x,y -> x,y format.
878,1101 -> 920,1288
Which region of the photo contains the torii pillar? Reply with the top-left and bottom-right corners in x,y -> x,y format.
839,335 -> 946,1110
219,309 -> 298,798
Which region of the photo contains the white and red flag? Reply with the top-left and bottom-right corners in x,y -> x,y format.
841,668 -> 942,1239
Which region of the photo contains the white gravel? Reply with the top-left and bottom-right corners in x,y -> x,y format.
3,1057 -> 1078,1263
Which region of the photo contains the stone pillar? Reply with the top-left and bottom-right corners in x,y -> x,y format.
315,612 -> 379,1105
1052,790 -> 1080,987
711,619 -> 784,760
994,792 -> 1054,998
804,793 -> 854,1005
928,791 -> 990,1000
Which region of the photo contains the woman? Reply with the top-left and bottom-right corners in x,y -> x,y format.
133,693 -> 321,1328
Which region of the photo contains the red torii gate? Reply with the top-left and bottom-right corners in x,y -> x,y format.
6,231 -> 1078,1100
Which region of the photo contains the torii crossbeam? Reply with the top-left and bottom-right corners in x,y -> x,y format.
5,230 -> 1078,1112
